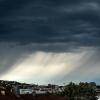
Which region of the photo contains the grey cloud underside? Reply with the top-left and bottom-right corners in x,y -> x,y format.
0,43 -> 29,74
52,49 -> 100,84
0,0 -> 100,49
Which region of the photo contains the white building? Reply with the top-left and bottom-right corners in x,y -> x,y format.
35,90 -> 47,95
19,89 -> 33,95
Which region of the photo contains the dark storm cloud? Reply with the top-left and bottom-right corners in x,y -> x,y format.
0,0 -> 100,49
0,0 -> 100,83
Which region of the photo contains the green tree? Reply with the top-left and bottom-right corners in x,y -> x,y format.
64,82 -> 97,100
64,82 -> 79,99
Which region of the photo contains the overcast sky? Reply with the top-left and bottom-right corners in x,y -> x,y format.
0,0 -> 100,85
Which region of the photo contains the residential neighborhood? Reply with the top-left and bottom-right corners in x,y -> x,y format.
0,80 -> 100,100
0,80 -> 65,100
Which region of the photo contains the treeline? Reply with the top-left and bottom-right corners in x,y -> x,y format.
63,82 -> 97,100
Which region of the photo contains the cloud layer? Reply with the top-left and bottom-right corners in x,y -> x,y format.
0,0 -> 100,47
0,46 -> 100,84
0,0 -> 100,84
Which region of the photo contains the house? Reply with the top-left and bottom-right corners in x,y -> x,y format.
35,90 -> 47,95
96,85 -> 100,97
12,85 -> 34,96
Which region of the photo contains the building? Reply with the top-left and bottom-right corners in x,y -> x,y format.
95,85 -> 100,100
0,87 -> 5,96
19,89 -> 33,95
